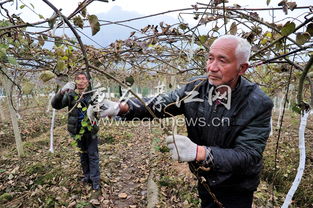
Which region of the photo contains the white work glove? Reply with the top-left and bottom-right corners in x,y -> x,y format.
61,81 -> 75,94
87,105 -> 98,125
97,99 -> 120,117
166,135 -> 197,162
87,99 -> 120,124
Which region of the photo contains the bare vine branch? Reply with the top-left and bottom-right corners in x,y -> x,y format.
42,0 -> 91,78
297,55 -> 313,110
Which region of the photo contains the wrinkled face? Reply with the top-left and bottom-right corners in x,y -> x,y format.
75,74 -> 89,90
206,39 -> 246,89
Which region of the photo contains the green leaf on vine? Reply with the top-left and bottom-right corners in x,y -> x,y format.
229,22 -> 237,35
39,71 -> 55,82
8,57 -> 17,65
81,121 -> 88,127
125,75 -> 134,87
75,134 -> 81,140
87,15 -> 100,36
266,0 -> 271,6
38,35 -> 45,46
198,35 -> 208,45
79,128 -> 85,134
20,5 -> 25,9
82,107 -> 87,111
179,23 -> 188,31
48,17 -> 56,29
291,104 -> 301,115
54,37 -> 62,47
286,2 -> 297,11
38,14 -> 44,19
70,140 -> 77,147
56,60 -> 66,72
0,48 -> 8,62
281,21 -> 295,36
306,23 -> 313,36
22,82 -> 34,95
296,32 -> 311,45
81,7 -> 87,17
73,16 -> 84,29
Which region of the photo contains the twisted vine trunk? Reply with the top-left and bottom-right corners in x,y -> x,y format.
308,78 -> 313,108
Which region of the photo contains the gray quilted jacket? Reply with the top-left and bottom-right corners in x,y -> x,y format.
122,75 -> 273,192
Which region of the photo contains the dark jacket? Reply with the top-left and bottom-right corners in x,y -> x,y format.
51,91 -> 99,137
122,76 -> 273,192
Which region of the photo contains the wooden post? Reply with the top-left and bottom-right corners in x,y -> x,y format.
0,97 -> 5,121
2,75 -> 24,157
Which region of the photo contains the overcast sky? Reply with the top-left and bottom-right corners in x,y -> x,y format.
2,0 -> 311,47
3,0 -> 311,22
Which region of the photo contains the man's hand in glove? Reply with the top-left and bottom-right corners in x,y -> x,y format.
87,105 -> 99,125
61,82 -> 75,94
166,135 -> 208,162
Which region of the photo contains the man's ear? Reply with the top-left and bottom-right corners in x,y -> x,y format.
238,63 -> 249,75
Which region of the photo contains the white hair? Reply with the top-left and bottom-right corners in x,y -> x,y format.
211,35 -> 251,64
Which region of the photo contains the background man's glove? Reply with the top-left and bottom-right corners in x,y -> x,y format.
61,81 -> 75,94
166,135 -> 197,162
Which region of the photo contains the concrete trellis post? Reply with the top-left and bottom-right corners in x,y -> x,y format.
47,92 -> 56,153
277,94 -> 285,129
272,96 -> 277,113
49,108 -> 56,153
288,84 -> 294,110
46,92 -> 55,113
2,75 -> 24,157
0,96 -> 5,121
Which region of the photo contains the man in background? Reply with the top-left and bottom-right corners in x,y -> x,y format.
52,72 -> 100,190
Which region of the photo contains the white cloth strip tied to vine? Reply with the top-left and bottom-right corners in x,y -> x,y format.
281,110 -> 310,208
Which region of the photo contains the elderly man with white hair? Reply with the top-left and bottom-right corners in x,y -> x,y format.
88,35 -> 273,207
